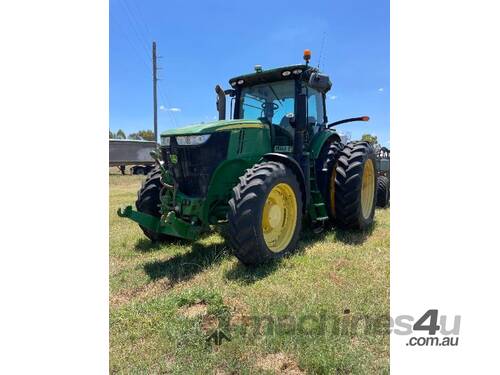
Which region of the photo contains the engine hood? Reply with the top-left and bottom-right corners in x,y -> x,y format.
160,119 -> 267,137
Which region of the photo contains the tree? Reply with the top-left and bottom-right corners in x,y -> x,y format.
361,134 -> 378,145
116,129 -> 126,139
137,130 -> 155,141
109,130 -> 114,139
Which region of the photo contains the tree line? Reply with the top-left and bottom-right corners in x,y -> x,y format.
109,129 -> 155,141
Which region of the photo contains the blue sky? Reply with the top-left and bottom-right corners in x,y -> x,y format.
110,0 -> 389,146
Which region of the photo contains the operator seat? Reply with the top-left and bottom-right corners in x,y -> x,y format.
278,115 -> 295,136
277,115 -> 319,134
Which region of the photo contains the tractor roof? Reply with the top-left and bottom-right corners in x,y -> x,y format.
228,64 -> 311,88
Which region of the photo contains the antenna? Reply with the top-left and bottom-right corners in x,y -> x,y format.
317,32 -> 327,69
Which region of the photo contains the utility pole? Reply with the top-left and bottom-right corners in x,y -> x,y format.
152,41 -> 158,143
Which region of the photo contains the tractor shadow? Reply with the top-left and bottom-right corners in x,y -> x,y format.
224,259 -> 282,284
299,220 -> 376,247
142,238 -> 231,285
300,221 -> 376,246
140,221 -> 375,286
332,223 -> 375,245
222,222 -> 375,284
134,237 -> 189,253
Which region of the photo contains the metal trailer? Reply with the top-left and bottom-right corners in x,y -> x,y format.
109,139 -> 157,175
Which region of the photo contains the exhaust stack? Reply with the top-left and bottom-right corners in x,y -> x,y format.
215,85 -> 226,120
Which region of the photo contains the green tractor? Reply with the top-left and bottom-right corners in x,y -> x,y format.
118,51 -> 377,265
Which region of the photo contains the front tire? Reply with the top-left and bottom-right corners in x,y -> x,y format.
334,142 -> 377,229
228,161 -> 303,265
135,167 -> 174,242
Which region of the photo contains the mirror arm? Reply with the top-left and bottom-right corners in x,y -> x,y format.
327,116 -> 370,128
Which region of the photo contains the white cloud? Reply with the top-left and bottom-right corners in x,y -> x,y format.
378,88 -> 384,92
160,105 -> 181,112
330,95 -> 338,100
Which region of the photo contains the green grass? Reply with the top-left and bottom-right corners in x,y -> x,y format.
109,174 -> 390,374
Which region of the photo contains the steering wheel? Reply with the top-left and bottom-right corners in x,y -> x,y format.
261,102 -> 279,111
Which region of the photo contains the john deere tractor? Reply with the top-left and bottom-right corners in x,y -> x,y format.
118,50 -> 377,265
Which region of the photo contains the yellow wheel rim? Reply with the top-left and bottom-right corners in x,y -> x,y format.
361,159 -> 375,219
262,183 -> 298,252
329,166 -> 336,217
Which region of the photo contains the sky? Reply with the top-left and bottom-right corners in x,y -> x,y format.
110,0 -> 389,146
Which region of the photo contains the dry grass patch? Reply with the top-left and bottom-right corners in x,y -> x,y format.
179,301 -> 208,318
110,278 -> 172,307
201,314 -> 220,333
224,296 -> 252,328
256,352 -> 305,374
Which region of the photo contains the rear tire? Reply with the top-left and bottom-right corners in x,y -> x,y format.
318,141 -> 344,220
228,161 -> 303,265
376,175 -> 390,208
316,141 -> 344,209
135,167 -> 174,242
334,142 -> 377,229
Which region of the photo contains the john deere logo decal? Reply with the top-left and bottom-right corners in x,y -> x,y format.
170,154 -> 178,164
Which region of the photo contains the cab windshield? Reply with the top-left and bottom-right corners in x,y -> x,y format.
238,80 -> 325,133
239,80 -> 295,126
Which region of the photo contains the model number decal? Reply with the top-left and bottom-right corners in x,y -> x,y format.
274,145 -> 293,152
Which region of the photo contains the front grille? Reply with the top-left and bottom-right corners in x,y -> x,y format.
161,132 -> 230,197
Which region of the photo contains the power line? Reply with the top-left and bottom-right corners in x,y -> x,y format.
119,0 -> 150,57
125,0 -> 154,42
114,2 -> 179,128
111,8 -> 150,72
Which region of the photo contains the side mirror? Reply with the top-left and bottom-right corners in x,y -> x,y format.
308,72 -> 332,93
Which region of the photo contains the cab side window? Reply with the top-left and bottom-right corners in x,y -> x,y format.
307,88 -> 324,134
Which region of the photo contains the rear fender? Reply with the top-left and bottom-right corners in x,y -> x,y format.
310,130 -> 341,160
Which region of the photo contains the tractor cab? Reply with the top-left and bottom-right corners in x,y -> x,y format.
225,63 -> 332,153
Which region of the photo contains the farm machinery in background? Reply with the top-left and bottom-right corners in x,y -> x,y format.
109,139 -> 156,175
118,50 -> 379,265
375,146 -> 390,207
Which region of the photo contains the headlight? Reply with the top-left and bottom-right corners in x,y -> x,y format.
176,134 -> 211,146
161,136 -> 170,146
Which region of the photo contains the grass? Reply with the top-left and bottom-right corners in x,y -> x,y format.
109,173 -> 390,374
